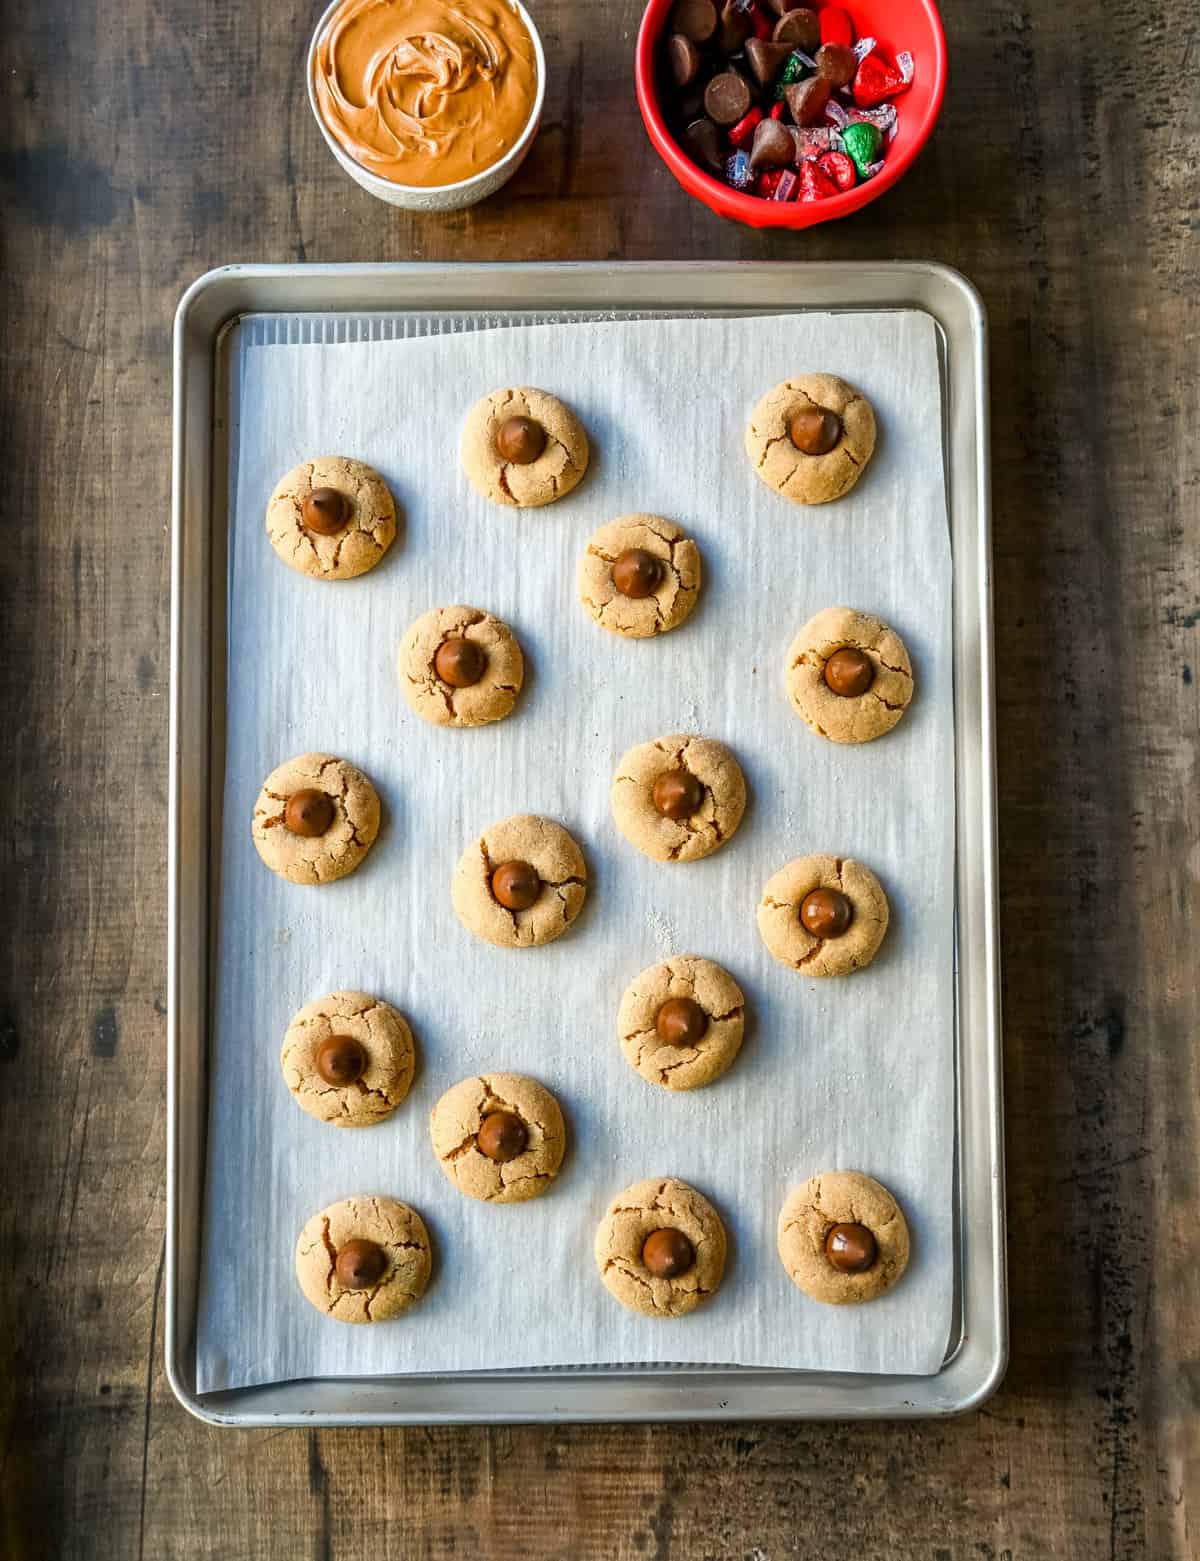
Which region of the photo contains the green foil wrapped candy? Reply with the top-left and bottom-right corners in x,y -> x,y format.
774,49 -> 810,99
842,120 -> 883,179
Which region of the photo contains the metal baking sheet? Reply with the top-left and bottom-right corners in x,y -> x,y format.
169,262 -> 1004,1424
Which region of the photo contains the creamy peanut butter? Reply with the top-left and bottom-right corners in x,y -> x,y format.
313,0 -> 538,188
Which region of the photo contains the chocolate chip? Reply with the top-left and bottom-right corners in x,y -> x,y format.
800,887 -> 854,939
335,1238 -> 388,1290
283,788 -> 335,838
716,0 -> 753,53
435,636 -> 486,688
772,7 -> 819,49
815,41 -> 856,87
745,37 -> 793,85
824,646 -> 875,697
303,487 -> 352,536
667,32 -> 702,86
491,859 -> 541,911
477,1109 -> 528,1163
656,996 -> 709,1046
684,117 -> 725,173
642,1228 -> 695,1278
789,405 -> 842,454
496,415 -> 546,464
704,69 -> 752,125
785,75 -> 830,125
652,769 -> 705,820
612,547 -> 664,598
749,116 -> 795,171
824,1222 -> 878,1273
315,1034 -> 368,1086
670,0 -> 718,43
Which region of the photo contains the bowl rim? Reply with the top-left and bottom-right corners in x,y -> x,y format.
307,0 -> 547,197
634,0 -> 947,227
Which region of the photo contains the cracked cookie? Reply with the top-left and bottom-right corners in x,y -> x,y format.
294,1194 -> 431,1323
281,990 -> 415,1128
745,374 -> 876,505
251,752 -> 381,885
611,734 -> 746,862
461,386 -> 590,508
451,813 -> 587,948
594,1177 -> 727,1317
578,515 -> 701,639
617,956 -> 745,1091
757,853 -> 889,977
777,1170 -> 910,1305
398,604 -> 525,729
430,1072 -> 566,1203
786,607 -> 914,743
266,455 -> 398,580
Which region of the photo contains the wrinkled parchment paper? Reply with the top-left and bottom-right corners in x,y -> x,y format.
196,308 -> 954,1390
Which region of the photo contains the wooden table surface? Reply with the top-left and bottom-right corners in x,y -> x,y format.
1,0 -> 1196,1555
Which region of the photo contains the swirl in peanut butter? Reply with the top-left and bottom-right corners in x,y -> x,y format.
314,0 -> 538,188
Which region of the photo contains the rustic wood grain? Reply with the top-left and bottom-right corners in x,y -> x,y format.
1,0 -> 1196,1556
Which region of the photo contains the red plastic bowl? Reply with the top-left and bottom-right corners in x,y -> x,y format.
635,0 -> 946,229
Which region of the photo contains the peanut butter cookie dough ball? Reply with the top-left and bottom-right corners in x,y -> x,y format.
611,734 -> 746,862
617,956 -> 745,1091
251,752 -> 381,885
777,1171 -> 911,1305
786,607 -> 914,743
430,1073 -> 566,1204
594,1178 -> 727,1318
757,853 -> 889,977
461,387 -> 590,508
745,374 -> 876,505
295,1195 -> 431,1323
578,515 -> 702,639
266,455 -> 397,579
280,990 -> 415,1128
398,604 -> 524,728
451,814 -> 588,949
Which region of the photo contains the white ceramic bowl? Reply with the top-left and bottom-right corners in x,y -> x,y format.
307,0 -> 546,212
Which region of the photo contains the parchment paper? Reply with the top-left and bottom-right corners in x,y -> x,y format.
195,309 -> 955,1391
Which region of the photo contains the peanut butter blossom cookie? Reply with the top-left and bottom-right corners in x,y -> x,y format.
777,1171 -> 911,1305
594,1177 -> 727,1317
786,606 -> 914,743
251,752 -> 381,885
451,813 -> 587,948
617,956 -> 745,1091
294,1194 -> 431,1323
398,604 -> 524,728
745,373 -> 876,505
578,514 -> 702,639
461,387 -> 590,508
280,990 -> 415,1128
757,853 -> 889,977
430,1073 -> 566,1203
611,733 -> 746,862
265,455 -> 398,579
